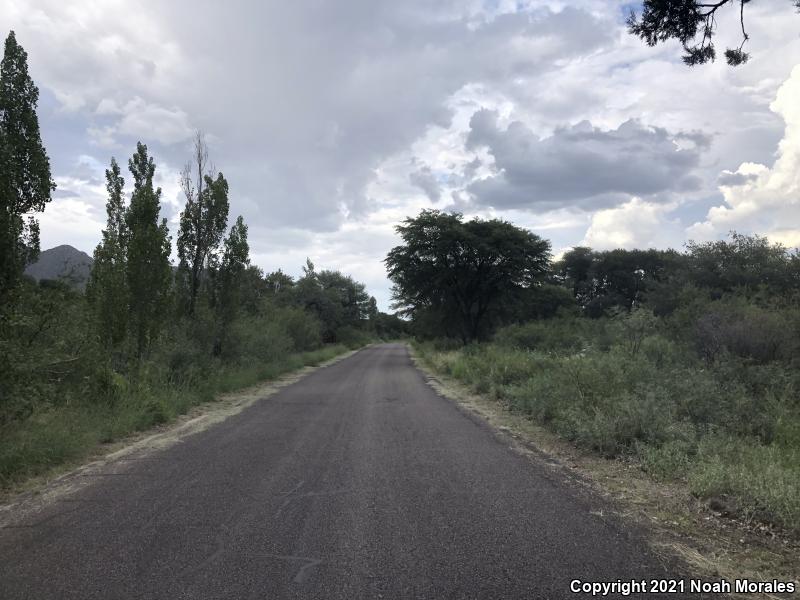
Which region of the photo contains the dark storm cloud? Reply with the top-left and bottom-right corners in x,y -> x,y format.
464,109 -> 708,210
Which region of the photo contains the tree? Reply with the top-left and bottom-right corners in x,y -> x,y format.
686,232 -> 799,295
125,143 -> 172,359
176,132 -> 229,315
212,215 -> 249,355
237,265 -> 269,315
0,31 -> 55,305
286,260 -> 372,342
557,246 -> 596,303
264,269 -> 294,295
86,158 -> 128,351
385,210 -> 551,342
628,0 -> 799,66
509,284 -> 577,322
560,248 -> 680,318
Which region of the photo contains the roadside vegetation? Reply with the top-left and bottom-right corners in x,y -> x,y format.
389,212 -> 800,533
0,31 -> 406,489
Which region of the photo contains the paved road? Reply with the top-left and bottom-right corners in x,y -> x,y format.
0,344 -> 691,599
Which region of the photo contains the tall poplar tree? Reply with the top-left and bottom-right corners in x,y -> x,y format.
125,143 -> 172,359
176,132 -> 229,316
212,216 -> 249,355
0,31 -> 55,305
86,158 -> 128,352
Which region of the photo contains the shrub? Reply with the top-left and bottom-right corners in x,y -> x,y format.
694,303 -> 799,364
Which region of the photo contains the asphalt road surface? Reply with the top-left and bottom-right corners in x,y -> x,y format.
0,344 -> 693,599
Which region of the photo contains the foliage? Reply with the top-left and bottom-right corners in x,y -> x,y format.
86,158 -> 128,354
556,247 -> 680,317
176,132 -> 230,316
125,143 -> 172,359
286,259 -> 373,343
0,31 -> 55,306
408,224 -> 800,531
386,210 -> 551,342
211,215 -> 250,355
369,311 -> 410,340
556,234 -> 799,318
685,232 -> 800,296
0,279 -> 90,426
627,0 -> 795,66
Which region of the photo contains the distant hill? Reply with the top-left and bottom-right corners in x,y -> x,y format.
25,245 -> 93,290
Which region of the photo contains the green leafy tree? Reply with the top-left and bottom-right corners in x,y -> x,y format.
176,132 -> 229,315
627,0 -> 800,66
318,271 -> 371,326
237,265 -> 269,315
125,143 -> 172,359
365,296 -> 378,321
560,248 -> 680,318
686,232 -> 799,295
264,269 -> 294,295
289,260 -> 372,342
86,158 -> 128,351
212,216 -> 249,355
0,31 -> 55,305
385,210 -> 551,342
557,246 -> 596,304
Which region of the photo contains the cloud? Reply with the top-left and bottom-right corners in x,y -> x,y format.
464,111 -> 708,210
582,198 -> 682,250
688,65 -> 800,249
114,97 -> 193,145
409,165 -> 442,203
88,97 -> 193,147
6,0 -> 616,231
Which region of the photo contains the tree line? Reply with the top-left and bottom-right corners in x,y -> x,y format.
386,210 -> 800,343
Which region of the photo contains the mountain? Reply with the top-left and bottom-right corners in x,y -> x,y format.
25,245 -> 93,290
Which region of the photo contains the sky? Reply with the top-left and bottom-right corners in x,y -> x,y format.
2,0 -> 799,310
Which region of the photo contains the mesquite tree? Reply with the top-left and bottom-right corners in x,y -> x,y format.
386,210 -> 551,342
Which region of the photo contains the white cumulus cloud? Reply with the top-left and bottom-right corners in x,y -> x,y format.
688,65 -> 800,249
